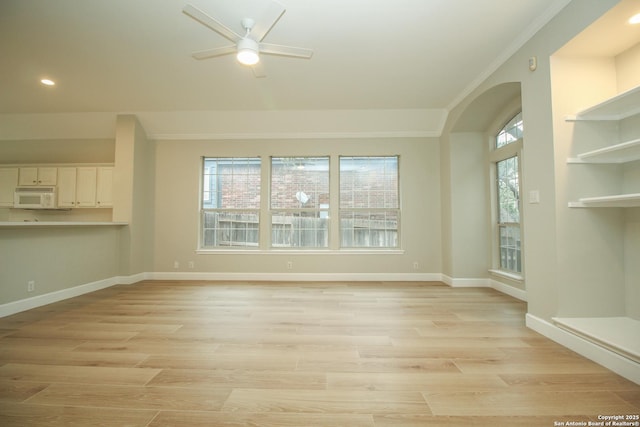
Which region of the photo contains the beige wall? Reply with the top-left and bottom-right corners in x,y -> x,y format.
153,137 -> 441,275
0,139 -> 114,164
113,115 -> 155,276
447,132 -> 490,279
0,226 -> 121,304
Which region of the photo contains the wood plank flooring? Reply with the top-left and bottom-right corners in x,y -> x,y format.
0,280 -> 638,426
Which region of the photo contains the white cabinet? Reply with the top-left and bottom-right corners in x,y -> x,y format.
76,167 -> 97,207
18,167 -> 57,186
57,167 -> 77,208
58,166 -> 113,208
0,168 -> 18,206
2,164 -> 113,210
96,167 -> 113,207
567,86 -> 640,208
57,166 -> 113,208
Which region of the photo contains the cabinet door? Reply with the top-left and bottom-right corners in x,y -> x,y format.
18,167 -> 38,185
96,167 -> 113,208
0,168 -> 18,206
17,167 -> 57,186
76,167 -> 97,207
37,167 -> 57,185
57,167 -> 77,208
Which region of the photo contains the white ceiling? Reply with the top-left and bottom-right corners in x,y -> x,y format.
0,0 -> 571,116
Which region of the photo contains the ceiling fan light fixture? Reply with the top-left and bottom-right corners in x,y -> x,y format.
236,38 -> 260,65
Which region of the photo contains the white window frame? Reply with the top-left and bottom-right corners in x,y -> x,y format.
269,156 -> 330,249
200,157 -> 262,250
198,154 -> 404,253
489,113 -> 524,278
339,155 -> 400,249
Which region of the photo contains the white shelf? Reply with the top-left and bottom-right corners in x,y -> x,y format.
553,317 -> 640,363
568,85 -> 640,121
568,138 -> 640,164
569,193 -> 640,208
570,193 -> 640,207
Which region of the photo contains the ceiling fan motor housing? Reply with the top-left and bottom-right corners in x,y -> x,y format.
236,37 -> 260,65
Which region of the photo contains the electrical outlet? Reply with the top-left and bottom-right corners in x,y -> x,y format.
188,261 -> 195,269
27,280 -> 35,292
286,261 -> 293,270
413,262 -> 419,270
173,261 -> 179,269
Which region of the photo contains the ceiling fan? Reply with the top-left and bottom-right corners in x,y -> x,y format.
182,1 -> 313,77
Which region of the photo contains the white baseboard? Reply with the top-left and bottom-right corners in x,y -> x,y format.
1,271 -> 528,317
0,272 -> 441,317
117,272 -> 150,285
0,277 -> 116,318
0,273 -> 151,318
526,313 -> 640,385
149,272 -> 443,282
490,279 -> 527,301
441,275 -> 526,301
442,275 -> 491,287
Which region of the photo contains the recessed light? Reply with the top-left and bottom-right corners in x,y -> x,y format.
629,13 -> 640,24
40,78 -> 55,86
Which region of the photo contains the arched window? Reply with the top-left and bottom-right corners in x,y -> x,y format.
496,111 -> 523,148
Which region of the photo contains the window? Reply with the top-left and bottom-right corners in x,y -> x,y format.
199,154 -> 402,251
493,112 -> 523,274
201,157 -> 261,248
496,156 -> 521,273
339,156 -> 399,248
496,112 -> 523,149
270,157 -> 330,248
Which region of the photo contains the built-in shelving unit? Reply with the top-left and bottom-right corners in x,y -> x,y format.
560,83 -> 640,368
568,86 -> 640,208
550,0 -> 640,384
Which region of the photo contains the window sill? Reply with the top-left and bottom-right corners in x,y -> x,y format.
489,269 -> 524,282
196,249 -> 405,255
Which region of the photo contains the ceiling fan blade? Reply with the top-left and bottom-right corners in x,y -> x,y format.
183,4 -> 241,43
250,0 -> 286,42
192,45 -> 236,60
251,61 -> 266,78
260,43 -> 313,59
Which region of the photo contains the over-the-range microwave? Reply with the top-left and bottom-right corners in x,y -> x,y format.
13,186 -> 57,209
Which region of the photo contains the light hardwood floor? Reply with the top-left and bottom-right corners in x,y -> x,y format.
0,281 -> 638,426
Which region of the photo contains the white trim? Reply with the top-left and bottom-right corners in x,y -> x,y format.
1,276 -> 115,318
196,249 -> 405,255
116,272 -> 149,285
151,131 -> 440,140
5,274 -> 524,316
0,273 -> 149,318
149,272 -> 441,282
441,275 -> 527,301
488,269 -> 524,283
490,279 -> 527,301
442,275 -> 491,287
0,272 -> 443,317
526,314 -> 640,385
